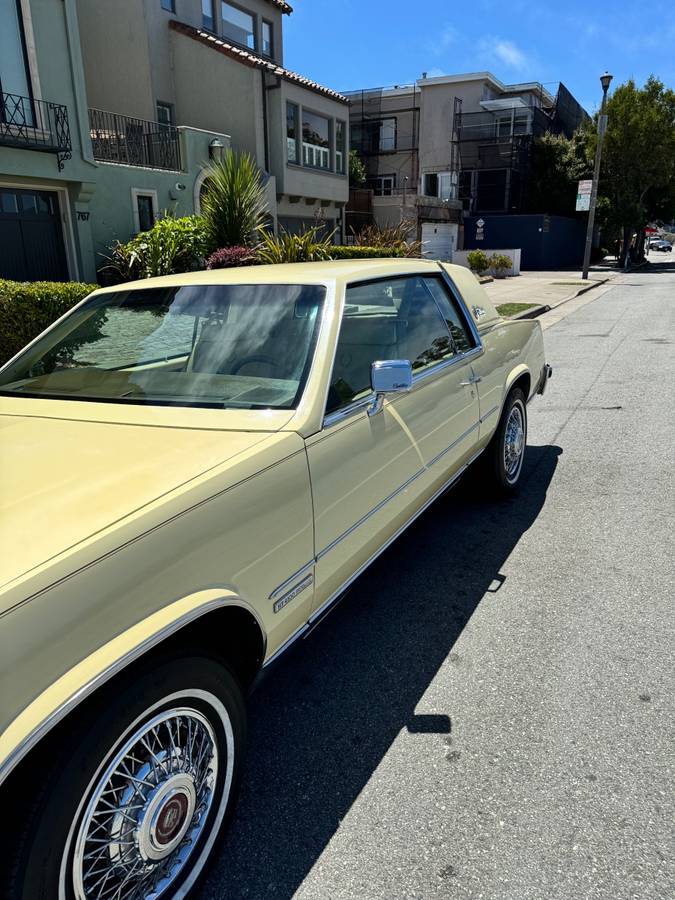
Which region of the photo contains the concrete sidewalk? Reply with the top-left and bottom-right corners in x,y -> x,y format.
481,262 -> 621,316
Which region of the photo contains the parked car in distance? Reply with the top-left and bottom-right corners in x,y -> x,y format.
0,259 -> 551,899
649,239 -> 672,252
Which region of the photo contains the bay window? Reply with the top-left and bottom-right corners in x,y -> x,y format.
302,110 -> 330,170
221,1 -> 255,49
262,20 -> 273,57
335,120 -> 346,174
201,0 -> 215,30
286,102 -> 299,164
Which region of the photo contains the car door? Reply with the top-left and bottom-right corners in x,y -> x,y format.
306,272 -> 481,619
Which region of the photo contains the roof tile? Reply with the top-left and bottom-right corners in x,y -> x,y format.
169,21 -> 347,103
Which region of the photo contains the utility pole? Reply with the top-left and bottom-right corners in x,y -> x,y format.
582,72 -> 613,280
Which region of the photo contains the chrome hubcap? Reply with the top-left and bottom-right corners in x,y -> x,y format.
504,404 -> 525,480
72,708 -> 219,899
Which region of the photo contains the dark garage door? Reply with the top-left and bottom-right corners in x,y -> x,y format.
0,187 -> 69,281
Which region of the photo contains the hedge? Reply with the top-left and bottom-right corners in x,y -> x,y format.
327,245 -> 408,259
0,279 -> 97,366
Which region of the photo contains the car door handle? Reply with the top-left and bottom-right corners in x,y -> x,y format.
460,374 -> 482,385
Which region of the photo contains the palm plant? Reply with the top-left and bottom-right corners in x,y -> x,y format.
256,226 -> 336,264
200,150 -> 268,249
351,219 -> 422,257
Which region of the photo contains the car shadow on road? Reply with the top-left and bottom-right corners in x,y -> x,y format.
201,443 -> 562,899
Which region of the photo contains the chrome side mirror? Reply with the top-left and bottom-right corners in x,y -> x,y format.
368,359 -> 413,416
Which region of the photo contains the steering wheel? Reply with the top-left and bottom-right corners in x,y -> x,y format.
231,355 -> 283,377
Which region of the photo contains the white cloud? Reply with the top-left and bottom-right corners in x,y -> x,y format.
425,67 -> 448,78
478,36 -> 530,71
493,39 -> 527,69
428,24 -> 459,57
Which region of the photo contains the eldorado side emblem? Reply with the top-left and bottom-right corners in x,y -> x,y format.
273,574 -> 314,614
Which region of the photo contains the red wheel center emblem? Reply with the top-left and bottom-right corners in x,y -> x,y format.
155,793 -> 189,845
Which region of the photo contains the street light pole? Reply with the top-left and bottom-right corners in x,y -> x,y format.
582,72 -> 613,280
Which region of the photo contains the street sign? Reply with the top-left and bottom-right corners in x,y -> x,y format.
578,180 -> 593,194
576,194 -> 591,212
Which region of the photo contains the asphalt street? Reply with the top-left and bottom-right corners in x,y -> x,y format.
202,259 -> 674,900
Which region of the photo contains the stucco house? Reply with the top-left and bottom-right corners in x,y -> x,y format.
0,0 -> 349,283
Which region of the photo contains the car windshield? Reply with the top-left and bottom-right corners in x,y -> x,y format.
0,283 -> 325,409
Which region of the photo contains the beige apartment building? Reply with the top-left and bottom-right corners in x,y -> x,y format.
347,72 -> 587,260
0,0 -> 349,285
77,0 -> 349,239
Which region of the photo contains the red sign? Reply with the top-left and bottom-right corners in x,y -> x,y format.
645,227 -> 657,233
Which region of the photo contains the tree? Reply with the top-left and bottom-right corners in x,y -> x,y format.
594,76 -> 675,263
526,130 -> 592,216
200,150 -> 269,249
349,150 -> 367,188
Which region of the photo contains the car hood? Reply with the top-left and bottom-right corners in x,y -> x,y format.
0,409 -> 280,592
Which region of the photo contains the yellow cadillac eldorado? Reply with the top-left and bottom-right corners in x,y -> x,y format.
0,259 -> 551,899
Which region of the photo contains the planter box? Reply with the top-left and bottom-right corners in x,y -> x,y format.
453,248 -> 521,276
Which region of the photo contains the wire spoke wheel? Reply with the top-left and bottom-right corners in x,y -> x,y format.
503,402 -> 525,482
72,707 -> 222,900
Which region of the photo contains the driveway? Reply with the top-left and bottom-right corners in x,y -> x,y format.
202,260 -> 674,900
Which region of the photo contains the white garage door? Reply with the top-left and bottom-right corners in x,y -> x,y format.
421,223 -> 458,261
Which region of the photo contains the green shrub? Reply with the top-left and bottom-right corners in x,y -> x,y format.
467,249 -> 490,274
352,220 -> 422,257
0,279 -> 97,365
201,150 -> 268,249
327,245 -> 406,259
102,215 -> 208,282
489,253 -> 513,275
256,227 -> 335,264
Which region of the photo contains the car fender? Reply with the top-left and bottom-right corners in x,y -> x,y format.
504,362 -> 532,401
0,589 -> 263,786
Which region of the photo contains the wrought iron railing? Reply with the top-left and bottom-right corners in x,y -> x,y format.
88,108 -> 182,171
0,91 -> 72,169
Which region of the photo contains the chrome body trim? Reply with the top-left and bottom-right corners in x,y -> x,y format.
316,467 -> 425,560
426,421 -> 480,469
323,395 -> 373,429
307,446 -> 486,628
479,404 -> 499,424
269,560 -> 315,601
0,597 -> 265,787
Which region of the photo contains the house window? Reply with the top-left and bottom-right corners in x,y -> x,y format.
372,175 -> 395,196
132,189 -> 158,233
302,110 -> 330,170
160,0 -> 175,11
201,0 -> 215,30
335,119 -> 346,174
0,0 -> 32,103
261,19 -> 273,56
156,101 -> 174,127
286,102 -> 299,163
221,1 -> 255,49
423,173 -> 438,197
423,172 -> 456,201
379,118 -> 396,151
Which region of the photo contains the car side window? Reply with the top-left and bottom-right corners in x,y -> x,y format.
421,277 -> 475,354
326,275 -> 456,415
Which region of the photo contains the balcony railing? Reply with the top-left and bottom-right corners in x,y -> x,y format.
89,108 -> 182,171
0,91 -> 72,169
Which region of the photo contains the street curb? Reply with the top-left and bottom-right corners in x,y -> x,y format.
512,305 -> 550,320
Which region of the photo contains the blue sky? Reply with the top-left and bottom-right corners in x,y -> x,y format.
283,0 -> 674,113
